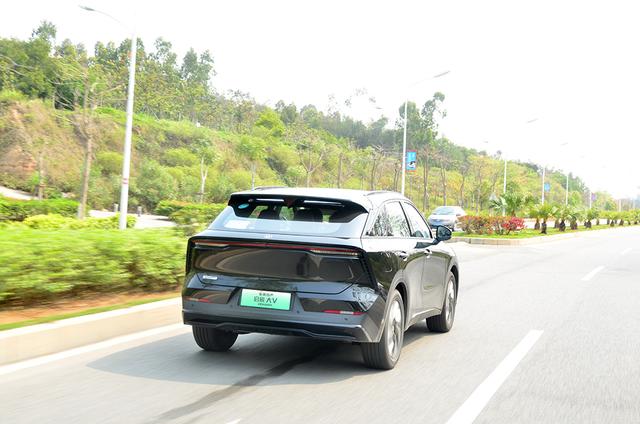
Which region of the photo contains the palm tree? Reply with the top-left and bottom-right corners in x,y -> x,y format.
538,203 -> 555,234
609,211 -> 619,226
557,206 -> 572,232
569,208 -> 582,230
490,192 -> 535,217
584,208 -> 599,228
528,204 -> 541,230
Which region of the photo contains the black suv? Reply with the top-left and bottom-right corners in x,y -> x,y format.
182,188 -> 459,369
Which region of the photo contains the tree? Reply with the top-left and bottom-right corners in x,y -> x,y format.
237,135 -> 266,189
286,122 -> 327,187
490,192 -> 535,217
194,139 -> 218,203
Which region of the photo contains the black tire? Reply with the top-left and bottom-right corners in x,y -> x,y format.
192,326 -> 238,352
361,290 -> 405,370
426,272 -> 457,333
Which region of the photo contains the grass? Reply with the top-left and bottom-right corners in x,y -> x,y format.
453,224 -> 633,239
0,293 -> 179,332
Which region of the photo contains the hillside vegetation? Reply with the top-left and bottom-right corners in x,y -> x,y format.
0,21 -> 618,214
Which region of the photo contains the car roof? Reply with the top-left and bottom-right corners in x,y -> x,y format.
230,187 -> 409,211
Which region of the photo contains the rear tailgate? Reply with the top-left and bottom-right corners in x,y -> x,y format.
187,238 -> 374,294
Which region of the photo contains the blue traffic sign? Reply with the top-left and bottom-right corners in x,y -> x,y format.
406,150 -> 417,172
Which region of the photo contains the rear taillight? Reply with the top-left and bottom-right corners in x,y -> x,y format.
183,296 -> 212,303
323,309 -> 364,316
193,240 -> 360,256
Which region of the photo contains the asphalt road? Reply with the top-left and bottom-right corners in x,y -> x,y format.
2,227 -> 639,424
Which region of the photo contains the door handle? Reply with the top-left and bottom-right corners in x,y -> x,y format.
398,251 -> 409,261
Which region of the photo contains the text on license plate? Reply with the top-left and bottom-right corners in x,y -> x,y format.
240,289 -> 291,311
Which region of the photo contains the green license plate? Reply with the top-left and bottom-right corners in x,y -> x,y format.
240,289 -> 292,311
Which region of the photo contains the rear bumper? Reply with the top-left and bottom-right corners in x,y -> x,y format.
183,311 -> 373,342
182,283 -> 386,343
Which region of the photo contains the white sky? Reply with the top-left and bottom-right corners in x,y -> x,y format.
3,0 -> 639,197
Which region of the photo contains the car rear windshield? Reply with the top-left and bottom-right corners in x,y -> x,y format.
209,195 -> 368,238
433,206 -> 457,215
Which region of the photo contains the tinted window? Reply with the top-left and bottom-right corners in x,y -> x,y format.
403,203 -> 431,238
386,202 -> 411,237
210,198 -> 368,238
370,205 -> 393,236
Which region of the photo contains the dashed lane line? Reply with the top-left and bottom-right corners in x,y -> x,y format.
445,330 -> 544,424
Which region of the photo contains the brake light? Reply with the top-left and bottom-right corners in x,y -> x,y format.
309,248 -> 359,256
183,296 -> 211,303
323,309 -> 364,316
193,240 -> 360,256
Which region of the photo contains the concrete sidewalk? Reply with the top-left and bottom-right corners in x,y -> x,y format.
0,298 -> 182,366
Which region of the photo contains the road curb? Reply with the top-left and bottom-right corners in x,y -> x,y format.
450,226 -> 634,246
0,297 -> 182,366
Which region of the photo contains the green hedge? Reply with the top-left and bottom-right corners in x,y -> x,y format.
168,203 -> 227,235
0,228 -> 186,306
0,198 -> 78,221
17,214 -> 136,229
155,200 -> 192,216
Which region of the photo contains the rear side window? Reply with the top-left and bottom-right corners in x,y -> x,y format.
386,202 -> 411,237
369,202 -> 410,237
402,203 -> 431,238
210,196 -> 368,238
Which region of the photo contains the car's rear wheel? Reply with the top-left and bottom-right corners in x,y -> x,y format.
192,326 -> 238,352
361,290 -> 404,370
426,272 -> 457,333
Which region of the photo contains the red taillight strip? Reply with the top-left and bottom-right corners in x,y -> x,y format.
323,309 -> 364,316
184,296 -> 212,303
194,240 -> 360,256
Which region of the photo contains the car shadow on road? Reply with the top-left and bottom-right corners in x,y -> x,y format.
88,322 -> 437,387
88,324 -> 439,422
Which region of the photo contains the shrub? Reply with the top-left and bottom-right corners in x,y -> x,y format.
0,228 -> 185,306
170,203 -> 227,235
22,214 -> 136,229
155,200 -> 192,216
0,198 -> 78,221
459,215 -> 524,235
501,217 -> 525,235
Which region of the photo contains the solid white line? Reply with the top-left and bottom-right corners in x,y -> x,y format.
621,247 -> 632,256
581,265 -> 605,282
446,330 -> 543,424
0,323 -> 186,377
225,420 -> 242,424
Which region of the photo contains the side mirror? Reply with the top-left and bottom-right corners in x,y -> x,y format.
435,225 -> 452,242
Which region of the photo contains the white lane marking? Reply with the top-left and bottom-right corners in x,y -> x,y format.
0,324 -> 186,377
225,420 -> 241,424
621,247 -> 632,256
581,265 -> 605,282
446,330 -> 543,424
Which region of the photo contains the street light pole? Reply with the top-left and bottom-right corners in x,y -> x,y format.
118,29 -> 137,230
80,5 -> 137,230
541,166 -> 546,205
565,172 -> 569,205
401,100 -> 408,195
400,70 -> 450,196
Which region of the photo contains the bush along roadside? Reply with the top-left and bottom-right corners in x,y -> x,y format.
169,203 -> 227,235
459,215 -> 525,235
4,214 -> 137,230
0,197 -> 78,221
0,228 -> 186,306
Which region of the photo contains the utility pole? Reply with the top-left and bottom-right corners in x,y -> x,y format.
541,167 -> 546,204
80,5 -> 137,230
400,70 -> 450,195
